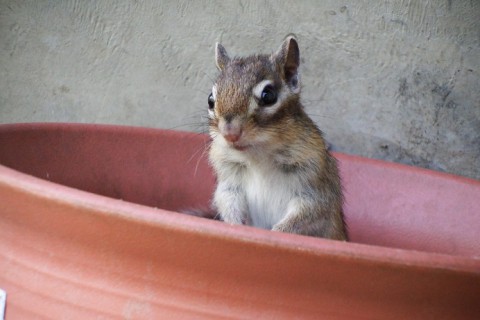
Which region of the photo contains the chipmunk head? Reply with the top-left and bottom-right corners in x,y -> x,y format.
208,36 -> 301,151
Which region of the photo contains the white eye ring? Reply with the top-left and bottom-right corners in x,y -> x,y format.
253,80 -> 274,100
212,84 -> 217,99
208,85 -> 217,118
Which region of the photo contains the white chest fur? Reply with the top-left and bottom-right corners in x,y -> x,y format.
210,139 -> 308,229
242,161 -> 303,229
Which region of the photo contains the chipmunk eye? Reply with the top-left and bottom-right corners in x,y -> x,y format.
208,93 -> 215,110
259,85 -> 277,106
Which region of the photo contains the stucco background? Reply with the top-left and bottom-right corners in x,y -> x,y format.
1,0 -> 479,179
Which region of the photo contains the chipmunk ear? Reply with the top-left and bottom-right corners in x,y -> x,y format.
274,36 -> 300,92
215,42 -> 230,71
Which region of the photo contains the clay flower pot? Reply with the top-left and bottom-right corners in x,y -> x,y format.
0,123 -> 479,319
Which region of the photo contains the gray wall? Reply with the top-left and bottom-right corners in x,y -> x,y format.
1,0 -> 479,179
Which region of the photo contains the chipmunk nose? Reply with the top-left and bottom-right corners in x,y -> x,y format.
224,132 -> 241,143
222,121 -> 242,143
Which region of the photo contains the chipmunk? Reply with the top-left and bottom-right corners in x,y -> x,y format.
206,36 -> 347,240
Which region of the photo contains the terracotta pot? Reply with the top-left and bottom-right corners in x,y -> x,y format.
0,123 -> 479,319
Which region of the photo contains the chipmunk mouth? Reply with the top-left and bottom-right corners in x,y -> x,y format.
231,142 -> 250,151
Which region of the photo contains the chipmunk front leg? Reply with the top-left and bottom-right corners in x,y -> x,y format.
271,195 -> 312,232
273,195 -> 346,240
213,181 -> 249,225
272,195 -> 340,238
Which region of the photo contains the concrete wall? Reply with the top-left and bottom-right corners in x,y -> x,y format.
1,0 -> 479,179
